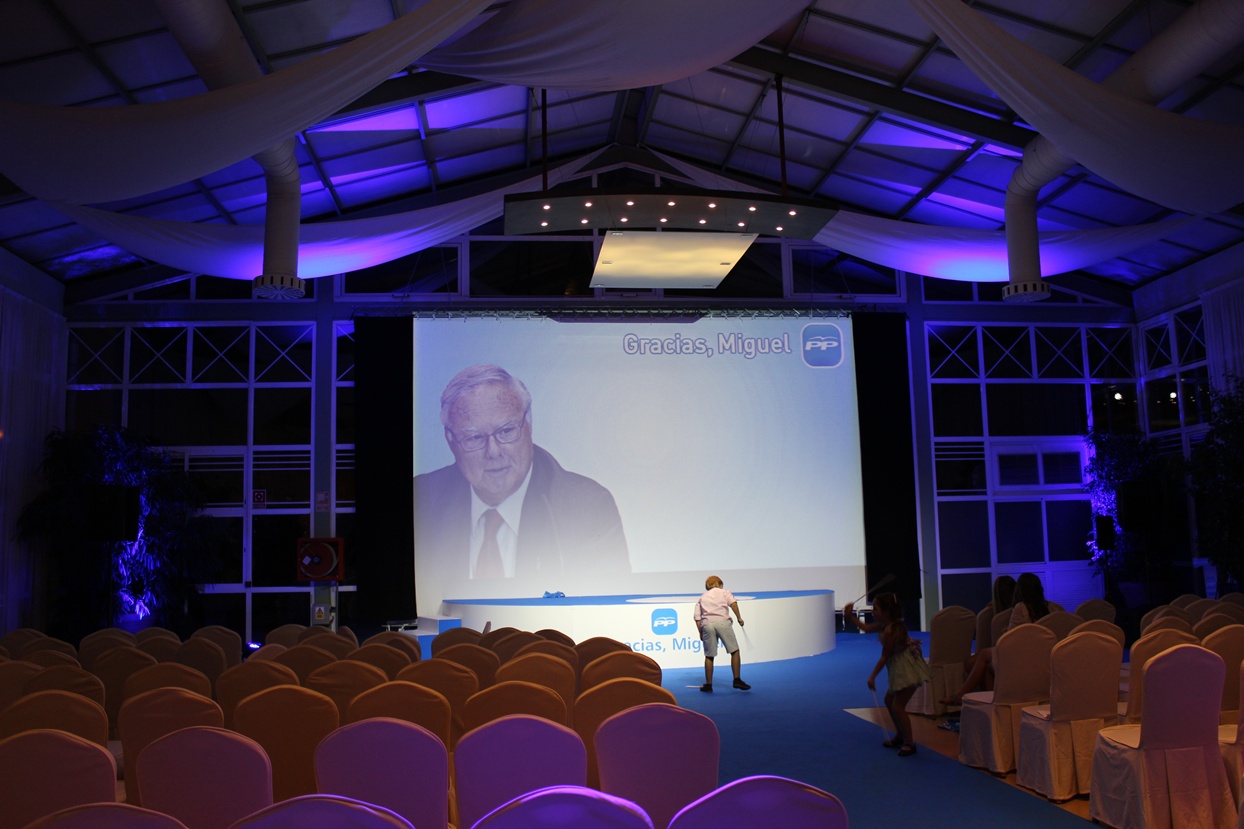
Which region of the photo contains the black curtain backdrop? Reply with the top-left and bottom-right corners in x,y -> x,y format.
852,313 -> 923,628
353,317 -> 417,623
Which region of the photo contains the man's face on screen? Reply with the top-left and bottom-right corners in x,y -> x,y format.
445,382 -> 534,506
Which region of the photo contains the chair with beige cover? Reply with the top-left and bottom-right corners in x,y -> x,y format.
1169,593 -> 1202,610
471,785 -> 651,829
490,631 -> 544,664
345,681 -> 452,747
1195,613 -> 1238,640
92,645 -> 157,737
173,637 -> 227,695
574,637 -> 632,683
123,662 -> 212,702
596,703 -> 719,829
396,659 -> 479,746
119,687 -> 224,806
536,628 -> 576,648
1090,644 -> 1234,829
1211,602 -> 1244,624
135,627 -> 180,646
337,626 -> 360,648
345,644 -> 410,680
0,689 -> 108,746
0,628 -> 45,655
216,660 -> 300,728
1152,604 -> 1194,627
1015,631 -> 1123,801
24,665 -> 105,707
574,677 -> 678,788
234,685 -> 340,802
1216,660 -> 1244,803
666,775 -> 848,829
138,636 -> 181,663
1069,619 -> 1125,650
192,625 -> 243,669
581,651 -> 663,692
1074,598 -> 1116,623
958,624 -> 1057,773
301,632 -> 356,660
24,804 -> 188,829
305,660 -> 388,721
1036,610 -> 1084,642
1222,592 -> 1244,608
463,680 -> 568,731
78,632 -> 134,673
0,729 -> 118,829
246,644 -> 287,662
228,794 -> 413,829
906,605 -> 975,717
478,627 -> 520,651
315,718 -> 449,829
430,627 -> 483,655
990,612 -> 1011,649
1201,624 -> 1244,724
1120,627 -> 1199,724
975,606 -> 996,652
297,626 -> 337,645
435,642 -> 500,688
0,659 -> 40,712
514,640 -> 579,675
1184,597 -> 1219,622
20,637 -> 78,662
496,652 -> 577,722
360,631 -> 421,663
263,624 -> 306,648
1139,605 -> 1179,634
271,644 -> 337,683
454,714 -> 587,829
24,650 -> 80,669
137,726 -> 272,829
1143,615 -> 1195,637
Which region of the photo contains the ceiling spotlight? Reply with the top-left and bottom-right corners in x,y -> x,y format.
585,201 -> 593,207
699,219 -> 707,224
788,210 -> 797,216
660,218 -> 668,223
580,218 -> 589,224
620,217 -> 629,222
737,222 -> 745,227
708,202 -> 717,208
540,221 -> 548,227
748,206 -> 757,212
626,200 -> 635,206
668,201 -> 676,207
776,226 -> 784,232
542,204 -> 551,210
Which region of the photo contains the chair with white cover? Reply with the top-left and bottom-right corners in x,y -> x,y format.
271,644 -> 336,684
304,660 -> 388,721
1196,613 -> 1239,640
228,794 -> 414,829
234,685 -> 339,803
574,678 -> 678,788
0,729 -> 117,829
1075,598 -> 1117,623
91,645 -> 157,737
263,624 -> 306,648
192,625 -> 243,669
1185,597 -> 1220,622
1037,610 -> 1084,642
1069,619 -> 1126,650
991,612 -> 1011,650
0,689 -> 108,746
463,679 -> 568,730
123,662 -> 213,702
246,644 -> 287,662
216,660 -> 300,729
314,718 -> 448,829
119,687 -> 225,806
596,703 -> 719,829
344,644 -> 410,680
1016,631 -> 1123,801
344,681 -> 452,747
396,658 -> 478,747
1120,628 -> 1200,724
23,803 -> 188,829
1170,593 -> 1203,610
472,785 -> 652,829
137,726 -> 272,829
975,605 -> 996,652
23,664 -> 106,707
666,775 -> 848,829
1216,660 -> 1244,803
434,642 -> 500,688
496,652 -> 577,721
1202,624 -> 1244,724
0,659 -> 40,712
958,624 -> 1056,773
454,714 -> 587,829
906,605 -> 975,716
429,627 -> 483,656
1090,644 -> 1235,829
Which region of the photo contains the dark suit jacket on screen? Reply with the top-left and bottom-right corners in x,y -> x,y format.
414,445 -> 630,607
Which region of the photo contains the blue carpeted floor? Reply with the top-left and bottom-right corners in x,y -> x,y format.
659,633 -> 1091,829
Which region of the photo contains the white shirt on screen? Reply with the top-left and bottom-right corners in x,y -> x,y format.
468,466 -> 532,579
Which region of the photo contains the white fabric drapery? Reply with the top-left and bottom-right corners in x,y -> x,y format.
906,0 -> 1244,215
417,0 -> 809,92
0,0 -> 493,205
1202,278 -> 1244,389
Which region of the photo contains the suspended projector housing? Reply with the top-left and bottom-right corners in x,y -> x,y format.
504,190 -> 837,289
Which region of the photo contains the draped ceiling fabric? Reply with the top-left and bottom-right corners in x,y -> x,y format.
0,0 -> 493,205
416,0 -> 810,92
906,0 -> 1244,216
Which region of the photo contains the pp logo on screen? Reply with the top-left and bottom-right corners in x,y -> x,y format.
651,608 -> 678,636
801,323 -> 844,368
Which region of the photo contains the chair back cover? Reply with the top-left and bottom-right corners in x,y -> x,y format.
0,728 -> 117,829
990,611 -> 1010,646
0,659 -> 40,712
1144,615 -> 1194,636
1073,598 -> 1116,623
574,638 -> 632,683
666,775 -> 847,829
192,626 -> 244,669
173,637 -> 227,695
20,637 -> 78,661
473,785 -> 652,829
228,794 -> 414,829
993,624 -> 1056,704
581,651 -> 663,692
345,681 -> 451,746
302,632 -> 356,660
974,606 -> 995,652
478,627 -> 521,651
119,686 -> 225,806
1037,610 -> 1084,642
927,605 -> 975,664
233,685 -> 339,802
536,628 -> 577,647
345,644 -> 411,679
80,628 -> 137,650
596,703 -> 719,829
216,660 -> 300,729
0,628 -> 44,655
434,643 -> 500,688
91,645 -> 157,735
455,714 -> 587,829
1169,593 -> 1202,610
135,627 -> 180,645
497,652 -> 577,717
1153,605 -> 1194,626
23,665 -> 106,707
0,689 -> 108,745
1138,644 -> 1224,750
137,726 -> 272,829
1194,613 -> 1238,639
574,677 -> 678,788
24,650 -> 79,669
123,662 -> 213,702
1068,619 -> 1125,649
464,679 -> 568,731
396,658 -> 479,745
429,626 -> 483,655
263,624 -> 306,648
1048,632 -> 1122,722
1200,624 -> 1244,716
271,644 -> 336,683
360,631 -> 421,663
490,631 -> 545,664
515,640 -> 580,674
245,644 -> 287,662
23,802 -> 188,829
314,718 -> 447,829
78,633 -> 133,673
139,636 -> 182,663
305,660 -> 388,720
1123,627 -> 1199,723
1212,602 -> 1244,624
1184,597 -> 1220,622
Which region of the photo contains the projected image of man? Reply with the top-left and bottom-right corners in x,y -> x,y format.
415,364 -> 630,605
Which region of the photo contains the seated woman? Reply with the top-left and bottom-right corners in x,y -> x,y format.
941,572 -> 1049,705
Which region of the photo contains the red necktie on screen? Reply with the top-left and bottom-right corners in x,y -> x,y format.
474,508 -> 505,579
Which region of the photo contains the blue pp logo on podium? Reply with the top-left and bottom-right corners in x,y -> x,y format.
651,608 -> 678,635
801,323 -> 844,368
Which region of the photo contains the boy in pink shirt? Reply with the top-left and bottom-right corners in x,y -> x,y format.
694,575 -> 750,692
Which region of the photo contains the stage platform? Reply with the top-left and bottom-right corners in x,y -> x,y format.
421,589 -> 835,669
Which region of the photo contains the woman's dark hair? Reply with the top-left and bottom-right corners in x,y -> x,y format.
873,592 -> 904,622
1013,572 -> 1049,621
992,575 -> 1017,613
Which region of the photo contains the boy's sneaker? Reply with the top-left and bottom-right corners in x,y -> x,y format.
700,683 -> 713,693
733,678 -> 751,690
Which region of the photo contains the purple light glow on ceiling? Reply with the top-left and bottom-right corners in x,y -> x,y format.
313,108 -> 422,133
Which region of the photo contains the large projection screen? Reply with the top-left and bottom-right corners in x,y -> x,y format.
412,316 -> 866,614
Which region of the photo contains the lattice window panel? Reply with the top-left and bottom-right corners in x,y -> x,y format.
1144,324 -> 1172,372
983,326 -> 1033,379
1086,327 -> 1134,379
255,324 -> 314,383
193,326 -> 250,383
130,327 -> 189,384
336,322 -> 355,382
928,325 -> 980,379
1035,327 -> 1084,379
1174,306 -> 1206,366
68,327 -> 125,384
